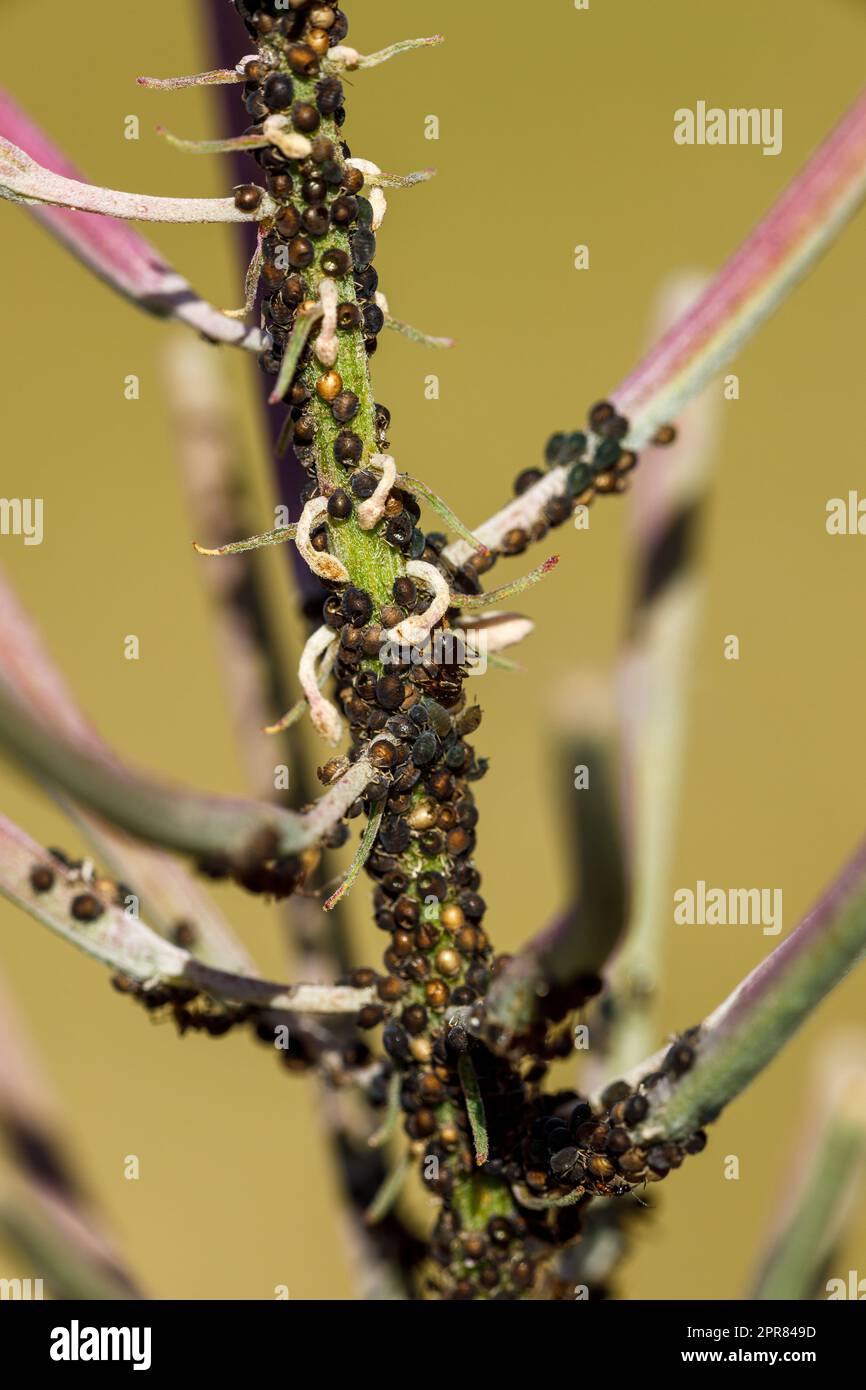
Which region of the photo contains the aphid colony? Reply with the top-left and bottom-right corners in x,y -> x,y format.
103,0 -> 701,1299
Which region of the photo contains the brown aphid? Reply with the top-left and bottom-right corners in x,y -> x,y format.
369,738 -> 397,772
402,1004 -> 427,1035
233,183 -> 262,213
588,400 -> 616,430
587,1154 -> 615,1182
446,827 -> 472,857
70,892 -> 103,923
439,1123 -> 460,1149
425,979 -> 449,1010
455,927 -> 479,955
617,1148 -> 647,1175
435,947 -> 461,977
419,1073 -> 445,1105
441,903 -> 465,931
410,1036 -> 433,1063
652,423 -> 677,446
287,43 -> 319,77
594,469 -> 618,494
292,102 -> 320,134
377,976 -> 404,1002
29,864 -> 55,893
408,799 -> 438,831
310,6 -> 336,29
414,923 -> 436,953
307,28 -> 330,56
357,1004 -> 385,1029
412,1108 -> 438,1138
316,370 -> 343,402
501,527 -> 528,556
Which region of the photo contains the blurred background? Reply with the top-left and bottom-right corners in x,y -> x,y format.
0,0 -> 864,1298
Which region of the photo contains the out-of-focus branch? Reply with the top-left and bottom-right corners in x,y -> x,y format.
0,973 -> 142,1298
751,1035 -> 866,1300
482,677 -> 628,1040
609,838 -> 866,1141
164,337 -> 296,803
0,813 -> 371,1016
0,567 -> 255,973
0,667 -> 374,865
0,95 -> 263,349
601,275 -> 720,1078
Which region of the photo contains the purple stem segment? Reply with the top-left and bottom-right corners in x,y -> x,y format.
204,0 -> 318,603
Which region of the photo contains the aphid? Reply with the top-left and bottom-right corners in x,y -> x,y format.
330,194 -> 359,226
292,102 -> 320,134
501,527 -> 528,556
587,1153 -> 615,1182
350,228 -> 376,270
588,400 -> 616,431
70,892 -> 103,923
333,430 -> 363,465
593,438 -> 622,471
263,74 -> 294,111
307,27 -> 331,57
385,513 -> 413,548
435,947 -> 461,978
327,488 -> 352,519
321,248 -> 351,278
549,1145 -> 580,1178
368,738 -> 397,772
393,576 -> 417,608
377,976 -> 404,1003
336,302 -> 362,331
357,1003 -> 384,1029
233,184 -> 263,213
287,43 -> 319,77
316,370 -> 343,401
362,303 -> 385,336
665,1038 -> 696,1076
623,1093 -> 649,1126
393,896 -> 419,928
379,818 -> 411,855
287,236 -> 315,269
302,204 -> 330,236
342,587 -> 373,626
375,673 -> 405,710
316,75 -> 344,115
29,863 -> 55,893
425,979 -> 449,1010
652,423 -> 677,446
331,391 -> 360,423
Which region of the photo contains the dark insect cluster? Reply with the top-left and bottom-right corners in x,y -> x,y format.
107,0 -> 709,1300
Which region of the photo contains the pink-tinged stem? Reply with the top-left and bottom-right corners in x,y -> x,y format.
446,86 -> 866,565
613,87 -> 866,444
0,814 -> 372,1017
0,93 -> 264,349
619,837 -> 866,1142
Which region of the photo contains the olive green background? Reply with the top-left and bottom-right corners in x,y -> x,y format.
0,0 -> 864,1299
